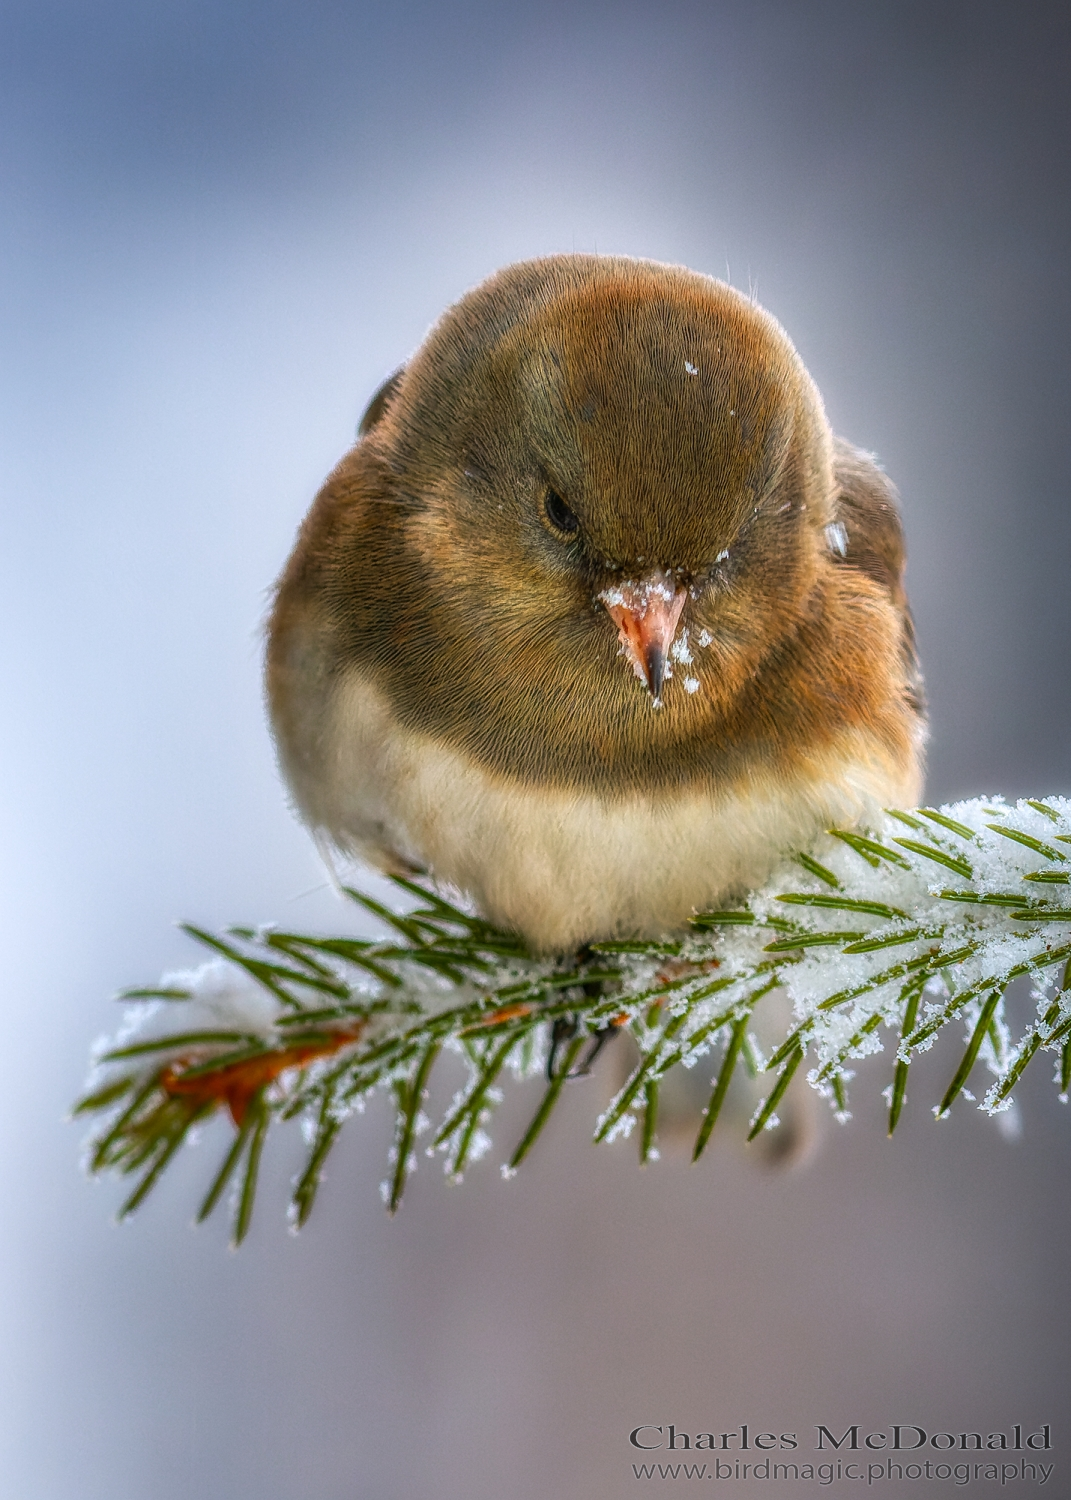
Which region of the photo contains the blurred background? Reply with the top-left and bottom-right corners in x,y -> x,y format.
2,2 -> 1069,1496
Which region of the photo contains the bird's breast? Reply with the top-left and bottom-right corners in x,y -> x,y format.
292,666 -> 919,952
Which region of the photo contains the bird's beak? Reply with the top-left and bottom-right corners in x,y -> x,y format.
598,571 -> 687,705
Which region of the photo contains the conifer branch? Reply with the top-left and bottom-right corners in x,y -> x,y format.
76,798 -> 1071,1242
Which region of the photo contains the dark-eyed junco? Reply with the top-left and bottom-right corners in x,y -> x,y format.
267,255 -> 924,952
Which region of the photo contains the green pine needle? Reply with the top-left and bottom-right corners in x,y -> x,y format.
936,988 -> 1004,1118
692,1012 -> 749,1161
389,1044 -> 439,1212
198,1111 -> 259,1224
888,978 -> 924,1135
640,1080 -> 659,1164
748,1046 -> 804,1141
509,1035 -> 586,1170
233,1097 -> 269,1246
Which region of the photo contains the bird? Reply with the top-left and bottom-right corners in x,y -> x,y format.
266,255 -> 925,954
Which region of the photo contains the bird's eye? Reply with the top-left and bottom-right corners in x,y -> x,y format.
543,489 -> 580,537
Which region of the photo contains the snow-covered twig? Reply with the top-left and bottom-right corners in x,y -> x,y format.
75,798 -> 1071,1243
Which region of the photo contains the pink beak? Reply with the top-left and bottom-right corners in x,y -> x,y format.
598,571 -> 688,705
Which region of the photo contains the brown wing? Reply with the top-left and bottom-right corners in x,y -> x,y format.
830,437 -> 925,719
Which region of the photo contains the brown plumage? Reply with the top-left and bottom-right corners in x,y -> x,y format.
267,255 -> 925,951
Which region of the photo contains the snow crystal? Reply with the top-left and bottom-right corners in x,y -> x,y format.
467,1129 -> 493,1163
599,575 -> 678,611
670,631 -> 693,665
99,959 -> 283,1075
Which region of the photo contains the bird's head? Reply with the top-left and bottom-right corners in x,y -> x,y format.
304,257 -> 842,791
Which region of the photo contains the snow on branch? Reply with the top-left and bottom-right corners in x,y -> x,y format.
75,797 -> 1071,1243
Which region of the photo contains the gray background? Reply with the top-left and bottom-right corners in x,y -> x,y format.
1,2 -> 1069,1497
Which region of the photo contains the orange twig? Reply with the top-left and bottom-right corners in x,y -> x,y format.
161,1027 -> 363,1126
